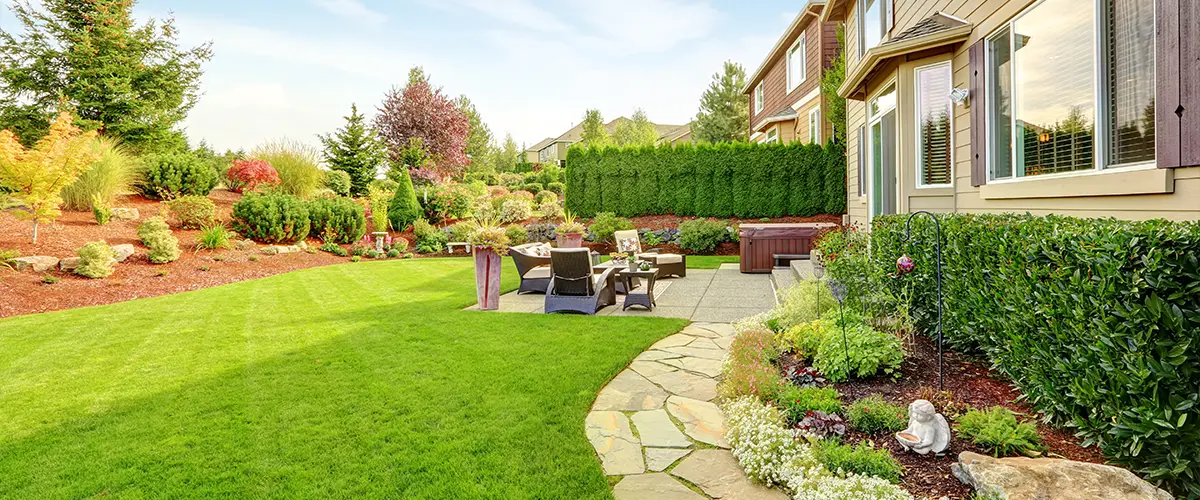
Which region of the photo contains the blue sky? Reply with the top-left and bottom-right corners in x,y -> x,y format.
2,0 -> 801,152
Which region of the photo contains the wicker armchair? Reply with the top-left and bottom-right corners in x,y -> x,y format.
614,230 -> 686,278
509,242 -> 552,294
545,248 -> 615,315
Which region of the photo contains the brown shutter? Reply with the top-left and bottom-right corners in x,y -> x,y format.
1157,0 -> 1199,168
969,40 -> 987,186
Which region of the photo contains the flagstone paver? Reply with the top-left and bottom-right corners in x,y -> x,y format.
631,410 -> 692,448
585,411 -> 644,475
587,322 -> 788,499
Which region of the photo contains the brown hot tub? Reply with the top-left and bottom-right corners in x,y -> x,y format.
739,223 -> 837,273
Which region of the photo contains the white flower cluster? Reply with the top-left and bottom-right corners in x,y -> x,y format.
722,397 -> 914,500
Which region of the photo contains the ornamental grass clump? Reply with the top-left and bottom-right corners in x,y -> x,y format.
61,136 -> 136,211
195,225 -> 235,251
75,241 -> 117,279
956,407 -> 1044,458
718,326 -> 783,402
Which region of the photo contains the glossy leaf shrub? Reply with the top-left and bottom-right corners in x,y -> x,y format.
225,158 -> 280,193
564,141 -> 845,217
860,213 -> 1200,495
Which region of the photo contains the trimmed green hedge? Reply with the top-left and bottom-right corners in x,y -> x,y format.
564,142 -> 845,218
863,213 -> 1200,495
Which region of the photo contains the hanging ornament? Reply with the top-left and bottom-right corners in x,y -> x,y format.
896,254 -> 915,275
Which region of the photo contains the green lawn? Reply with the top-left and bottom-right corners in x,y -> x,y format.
0,258 -> 687,499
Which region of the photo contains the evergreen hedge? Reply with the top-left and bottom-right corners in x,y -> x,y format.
863,213 -> 1200,496
564,142 -> 845,218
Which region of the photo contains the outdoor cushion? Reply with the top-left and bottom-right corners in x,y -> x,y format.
614,230 -> 642,254
643,253 -> 682,264
531,243 -> 551,257
523,266 -> 551,279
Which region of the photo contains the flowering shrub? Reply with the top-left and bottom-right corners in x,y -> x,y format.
847,396 -> 908,435
499,198 -> 532,224
788,469 -> 913,500
225,158 -> 280,193
718,326 -> 783,402
723,397 -> 816,485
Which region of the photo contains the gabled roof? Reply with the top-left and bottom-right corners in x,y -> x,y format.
531,117 -> 687,150
838,12 -> 973,100
751,108 -> 800,133
526,137 -> 556,152
659,123 -> 694,143
742,0 -> 827,95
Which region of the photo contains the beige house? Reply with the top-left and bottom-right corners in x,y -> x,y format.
524,117 -> 687,164
823,0 -> 1199,226
743,1 -> 841,146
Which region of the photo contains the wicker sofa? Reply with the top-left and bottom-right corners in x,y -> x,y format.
614,230 -> 686,278
509,242 -> 553,294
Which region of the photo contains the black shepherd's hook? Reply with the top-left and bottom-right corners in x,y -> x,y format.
898,211 -> 946,390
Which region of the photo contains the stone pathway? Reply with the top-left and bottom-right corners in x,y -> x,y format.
586,322 -> 789,500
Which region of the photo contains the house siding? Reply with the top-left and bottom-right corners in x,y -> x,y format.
748,15 -> 839,134
838,0 -> 1200,227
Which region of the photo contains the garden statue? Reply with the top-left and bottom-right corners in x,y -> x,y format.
373,232 -> 388,253
896,399 -> 950,455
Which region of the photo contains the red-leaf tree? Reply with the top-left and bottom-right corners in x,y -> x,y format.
374,68 -> 469,178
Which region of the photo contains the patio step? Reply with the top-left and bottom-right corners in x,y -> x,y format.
770,268 -> 796,292
790,259 -> 819,282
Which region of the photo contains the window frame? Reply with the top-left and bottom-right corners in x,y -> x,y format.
754,82 -> 765,114
984,0 -> 1156,184
808,106 -> 821,144
787,33 -> 807,93
765,127 -> 779,144
857,125 -> 867,197
914,61 -> 954,189
857,0 -> 888,58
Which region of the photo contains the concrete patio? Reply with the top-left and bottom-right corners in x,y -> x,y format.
468,264 -> 779,322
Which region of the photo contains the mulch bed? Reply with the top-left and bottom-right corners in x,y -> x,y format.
779,335 -> 1106,499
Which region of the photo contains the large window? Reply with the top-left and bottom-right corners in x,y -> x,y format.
808,107 -> 821,144
788,33 -> 807,93
987,0 -> 1155,180
754,82 -> 764,114
765,127 -> 778,144
915,62 -> 952,186
858,0 -> 887,56
858,126 -> 867,197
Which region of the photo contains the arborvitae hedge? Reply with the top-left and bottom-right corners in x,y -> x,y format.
564,142 -> 846,218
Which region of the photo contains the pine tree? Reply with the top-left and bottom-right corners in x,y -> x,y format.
455,95 -> 494,174
320,104 -> 388,197
388,166 -> 421,232
580,109 -> 611,148
694,61 -> 750,144
0,0 -> 211,150
493,134 -> 520,173
613,109 -> 660,147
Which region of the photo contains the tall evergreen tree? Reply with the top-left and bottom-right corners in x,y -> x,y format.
579,109 -> 611,148
819,26 -> 848,146
613,109 -> 660,147
493,134 -> 520,173
0,0 -> 211,150
319,104 -> 388,197
388,166 -> 421,232
455,95 -> 494,173
694,61 -> 749,144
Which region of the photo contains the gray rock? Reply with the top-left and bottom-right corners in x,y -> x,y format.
648,370 -> 719,401
634,350 -> 683,362
592,370 -> 669,411
12,256 -> 59,272
951,451 -> 1173,500
671,449 -> 787,499
613,473 -> 704,500
236,239 -> 256,250
645,448 -> 691,472
686,337 -> 722,349
261,245 -> 301,255
584,411 -> 644,476
112,244 -> 135,262
630,360 -> 677,379
680,324 -> 722,338
660,357 -> 724,378
666,395 -> 728,448
631,410 -> 692,448
660,346 -> 727,361
110,207 -> 139,220
650,334 -> 696,350
58,257 -> 80,271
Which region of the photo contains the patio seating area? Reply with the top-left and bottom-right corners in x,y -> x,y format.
468,263 -> 779,322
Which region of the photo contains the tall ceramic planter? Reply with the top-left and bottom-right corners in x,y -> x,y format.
474,247 -> 502,310
557,233 -> 584,248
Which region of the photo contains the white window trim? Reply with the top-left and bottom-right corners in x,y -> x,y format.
787,33 -> 807,93
765,127 -> 779,144
866,80 -> 898,222
754,82 -> 765,114
808,106 -> 821,144
857,0 -> 889,58
914,61 -> 954,189
984,0 -> 1156,184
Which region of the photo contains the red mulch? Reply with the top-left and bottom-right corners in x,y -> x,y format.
780,335 -> 1106,499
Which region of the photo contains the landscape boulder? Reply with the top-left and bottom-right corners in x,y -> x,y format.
110,208 -> 139,221
59,257 -> 80,271
12,256 -> 59,272
262,245 -> 301,255
113,244 -> 135,262
952,451 -> 1172,500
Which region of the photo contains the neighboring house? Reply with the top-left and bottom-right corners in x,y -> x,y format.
659,123 -> 695,146
822,0 -> 1199,226
743,1 -> 841,146
524,117 -> 687,164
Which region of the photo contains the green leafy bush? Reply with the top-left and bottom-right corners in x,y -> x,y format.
324,170 -> 351,196
91,194 -> 111,225
445,221 -> 478,243
848,396 -> 908,435
861,214 -> 1200,495
139,152 -> 218,200
956,407 -> 1044,458
814,440 -> 903,483
74,241 -> 117,278
783,311 -> 903,383
167,195 -> 217,229
196,224 -> 235,251
564,142 -> 845,217
320,241 -> 348,257
499,198 -> 532,224
545,182 -> 565,196
772,280 -> 836,332
520,183 -> 543,194
251,139 -> 324,198
231,192 -> 311,244
413,219 -> 447,254
679,218 -> 729,253
537,199 -> 563,219
777,386 -> 842,425
386,248 -> 400,258
62,137 -> 137,210
588,212 -> 634,243
535,191 -> 558,205
387,169 -> 421,232
505,225 -> 528,245
307,196 -> 366,244
137,217 -> 181,264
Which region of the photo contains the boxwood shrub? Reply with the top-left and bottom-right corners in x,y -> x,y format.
232,192 -> 311,243
307,196 -> 366,244
856,213 -> 1200,495
564,142 -> 845,217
